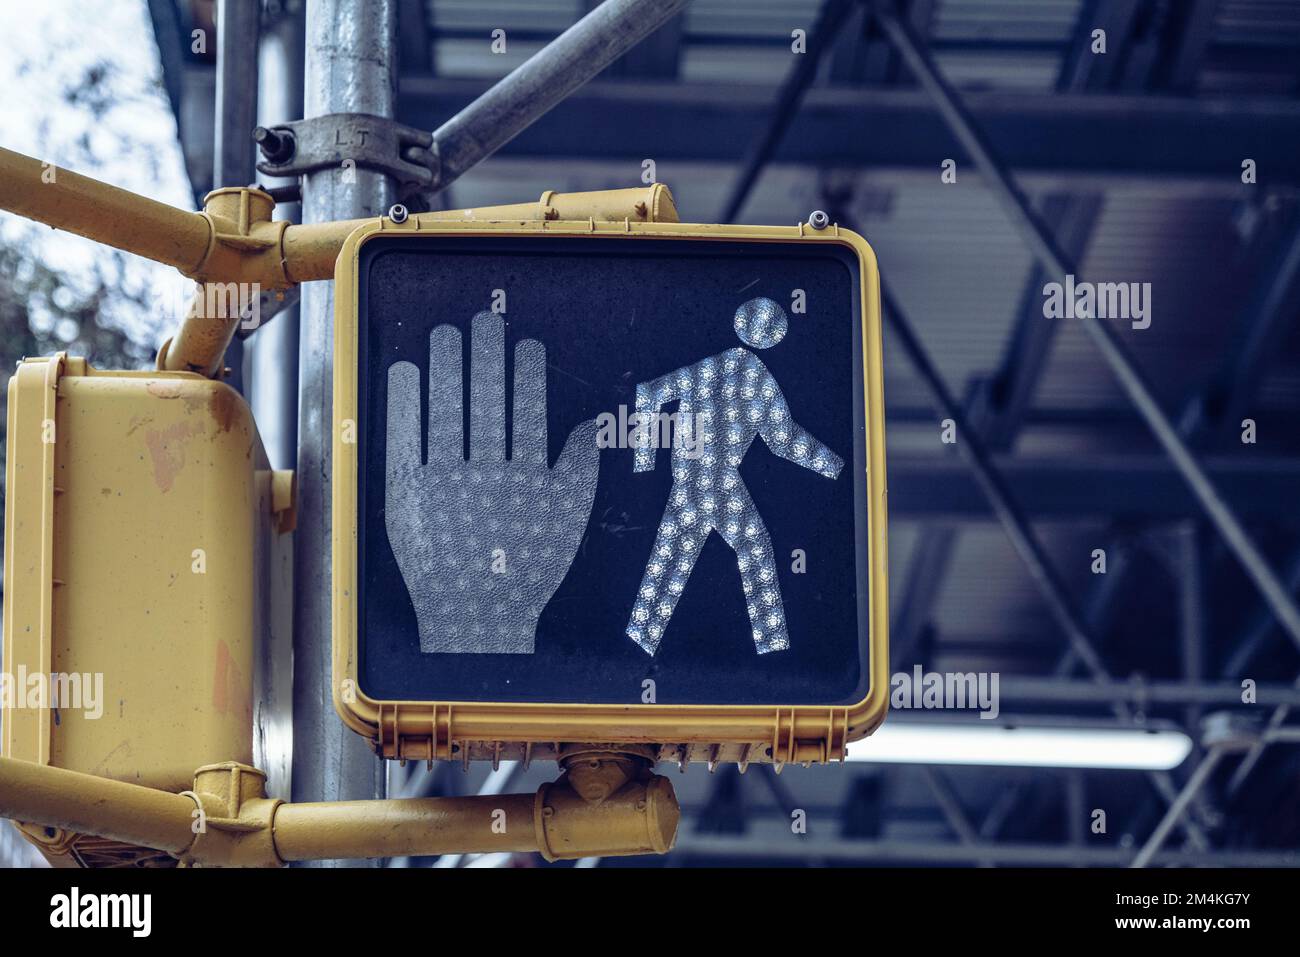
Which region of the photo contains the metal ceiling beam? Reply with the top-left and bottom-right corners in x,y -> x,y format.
874,3 -> 1300,656
888,195 -> 1103,665
886,453 -> 1300,522
1056,0 -> 1141,91
718,0 -> 854,222
885,0 -> 1125,670
883,283 -> 1111,679
997,676 -> 1300,709
1053,213 -> 1300,677
669,836 -> 1300,867
1154,0 -> 1221,92
919,767 -> 978,845
1132,745 -> 1226,868
395,78 -> 1300,183
882,284 -> 1210,848
1221,547 -> 1300,678
877,11 -> 1300,852
1187,217 -> 1300,445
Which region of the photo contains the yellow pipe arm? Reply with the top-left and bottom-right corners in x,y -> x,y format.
0,754 -> 678,866
0,147 -> 680,378
0,146 -> 213,275
273,794 -> 539,862
0,753 -> 200,856
281,185 -> 680,284
0,146 -> 678,286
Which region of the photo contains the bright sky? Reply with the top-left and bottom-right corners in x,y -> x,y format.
0,0 -> 195,349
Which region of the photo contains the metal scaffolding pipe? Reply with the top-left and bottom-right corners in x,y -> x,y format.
881,283 -> 1208,849
998,677 -> 1300,708
211,0 -> 261,392
874,3 -> 1300,653
1131,745 -> 1226,869
293,0 -> 397,862
250,2 -> 306,471
431,0 -> 689,193
718,0 -> 854,222
214,0 -> 260,191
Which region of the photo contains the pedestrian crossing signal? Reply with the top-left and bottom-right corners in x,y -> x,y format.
332,218 -> 888,768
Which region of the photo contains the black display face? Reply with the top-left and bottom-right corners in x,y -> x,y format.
356,235 -> 870,707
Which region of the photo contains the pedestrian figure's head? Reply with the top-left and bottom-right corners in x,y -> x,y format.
734,296 -> 788,350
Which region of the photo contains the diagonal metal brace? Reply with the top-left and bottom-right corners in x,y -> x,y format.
254,113 -> 438,194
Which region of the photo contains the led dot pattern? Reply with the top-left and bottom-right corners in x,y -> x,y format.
386,311 -> 600,654
627,297 -> 844,657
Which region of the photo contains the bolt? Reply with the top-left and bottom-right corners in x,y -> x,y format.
388,203 -> 409,224
253,126 -> 295,164
808,209 -> 830,230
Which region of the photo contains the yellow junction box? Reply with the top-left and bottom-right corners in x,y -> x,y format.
2,354 -> 293,866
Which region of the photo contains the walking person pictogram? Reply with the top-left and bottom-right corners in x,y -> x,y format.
626,296 -> 844,656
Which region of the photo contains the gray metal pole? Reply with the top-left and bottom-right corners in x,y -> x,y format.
214,0 -> 260,187
430,0 -> 689,193
873,4 -> 1300,653
250,4 -> 304,470
293,0 -> 396,864
213,0 -> 260,393
245,0 -> 305,811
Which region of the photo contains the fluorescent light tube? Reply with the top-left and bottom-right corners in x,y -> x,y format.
847,723 -> 1193,770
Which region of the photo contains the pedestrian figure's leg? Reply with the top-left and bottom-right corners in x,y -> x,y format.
716,481 -> 789,653
626,487 -> 710,655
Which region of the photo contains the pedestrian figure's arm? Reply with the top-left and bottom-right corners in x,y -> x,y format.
633,365 -> 689,472
757,370 -> 844,479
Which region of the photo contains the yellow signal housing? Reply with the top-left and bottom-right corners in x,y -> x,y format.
331,217 -> 890,769
1,355 -> 293,866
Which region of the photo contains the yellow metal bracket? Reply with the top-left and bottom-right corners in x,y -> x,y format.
0,752 -> 678,866
0,146 -> 679,378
